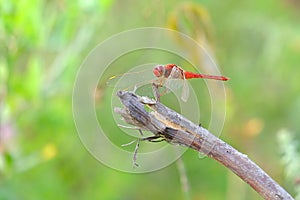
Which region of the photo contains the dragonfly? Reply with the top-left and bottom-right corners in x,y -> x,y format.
107,64 -> 229,102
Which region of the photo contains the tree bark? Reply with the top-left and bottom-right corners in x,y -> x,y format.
115,90 -> 294,200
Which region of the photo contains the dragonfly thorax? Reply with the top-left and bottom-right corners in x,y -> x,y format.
153,64 -> 184,79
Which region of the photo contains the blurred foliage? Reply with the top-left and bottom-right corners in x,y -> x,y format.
277,129 -> 300,199
1,0 -> 300,199
167,2 -> 215,64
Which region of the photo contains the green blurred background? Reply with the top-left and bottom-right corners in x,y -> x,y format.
1,0 -> 300,199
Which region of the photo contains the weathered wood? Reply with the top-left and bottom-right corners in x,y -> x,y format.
115,90 -> 294,200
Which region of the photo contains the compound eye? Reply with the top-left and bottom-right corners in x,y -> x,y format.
153,65 -> 164,77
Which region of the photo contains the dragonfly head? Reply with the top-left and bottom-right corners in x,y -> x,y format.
153,65 -> 165,78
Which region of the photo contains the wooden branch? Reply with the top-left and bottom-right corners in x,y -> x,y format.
115,90 -> 294,200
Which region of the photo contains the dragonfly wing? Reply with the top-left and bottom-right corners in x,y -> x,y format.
165,67 -> 184,91
181,78 -> 189,102
106,68 -> 154,90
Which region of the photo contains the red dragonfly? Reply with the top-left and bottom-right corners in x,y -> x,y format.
107,64 -> 229,102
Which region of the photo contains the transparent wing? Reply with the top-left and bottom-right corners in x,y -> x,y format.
181,77 -> 189,102
106,68 -> 155,90
164,67 -> 185,100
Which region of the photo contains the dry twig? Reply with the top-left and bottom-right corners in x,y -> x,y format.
115,90 -> 294,200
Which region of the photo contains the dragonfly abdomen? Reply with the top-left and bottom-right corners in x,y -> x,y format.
184,71 -> 229,81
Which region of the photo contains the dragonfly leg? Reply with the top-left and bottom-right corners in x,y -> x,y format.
122,129 -> 164,167
117,124 -> 140,130
132,138 -> 140,168
141,135 -> 165,142
121,129 -> 145,167
152,83 -> 161,102
133,84 -> 138,93
138,129 -> 144,136
132,134 -> 164,168
121,139 -> 137,147
152,82 -> 170,102
121,128 -> 144,146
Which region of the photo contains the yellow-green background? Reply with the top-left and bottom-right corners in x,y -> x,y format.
1,0 -> 300,199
